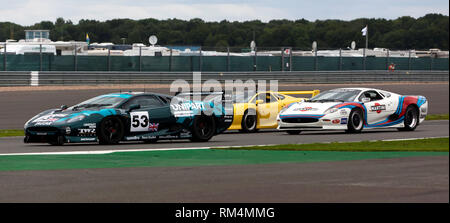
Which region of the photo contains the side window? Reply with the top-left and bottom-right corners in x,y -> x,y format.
157,96 -> 171,104
275,93 -> 285,100
359,91 -> 384,102
121,95 -> 163,109
253,93 -> 277,103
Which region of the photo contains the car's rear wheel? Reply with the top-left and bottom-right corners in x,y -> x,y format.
98,116 -> 124,144
346,109 -> 364,133
286,130 -> 302,135
190,115 -> 216,142
239,109 -> 257,133
398,106 -> 419,131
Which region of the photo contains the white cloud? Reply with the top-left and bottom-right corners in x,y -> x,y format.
0,0 -> 447,25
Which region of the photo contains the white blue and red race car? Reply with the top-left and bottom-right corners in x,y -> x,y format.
277,88 -> 428,134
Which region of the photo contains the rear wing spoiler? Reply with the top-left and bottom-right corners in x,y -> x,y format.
278,90 -> 320,97
175,91 -> 232,101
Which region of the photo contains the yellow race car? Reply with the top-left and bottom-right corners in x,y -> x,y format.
228,90 -> 320,132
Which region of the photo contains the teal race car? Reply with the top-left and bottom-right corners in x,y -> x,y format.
24,91 -> 233,145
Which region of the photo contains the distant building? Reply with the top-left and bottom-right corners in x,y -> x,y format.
25,30 -> 50,41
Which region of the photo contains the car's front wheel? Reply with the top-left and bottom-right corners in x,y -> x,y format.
346,109 -> 364,133
398,106 -> 419,131
98,116 -> 124,144
190,115 -> 216,142
239,109 -> 258,133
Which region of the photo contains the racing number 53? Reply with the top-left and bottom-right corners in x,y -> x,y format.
130,111 -> 150,132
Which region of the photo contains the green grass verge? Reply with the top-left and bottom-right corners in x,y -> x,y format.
0,129 -> 24,137
0,138 -> 447,171
215,137 -> 449,152
426,113 -> 449,120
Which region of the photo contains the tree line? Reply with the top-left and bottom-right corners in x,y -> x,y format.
0,14 -> 448,50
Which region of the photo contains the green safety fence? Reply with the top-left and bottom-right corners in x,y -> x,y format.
1,54 -> 448,72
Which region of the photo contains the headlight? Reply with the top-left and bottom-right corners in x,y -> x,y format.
325,108 -> 338,114
67,115 -> 87,123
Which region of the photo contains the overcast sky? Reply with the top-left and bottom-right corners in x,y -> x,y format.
1,0 -> 448,26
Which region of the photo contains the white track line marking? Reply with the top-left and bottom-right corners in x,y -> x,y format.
0,136 -> 447,156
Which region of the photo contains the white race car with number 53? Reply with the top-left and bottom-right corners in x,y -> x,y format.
277,88 -> 428,134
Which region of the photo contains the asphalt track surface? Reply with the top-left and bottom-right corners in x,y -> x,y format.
0,156 -> 448,202
0,121 -> 448,202
0,82 -> 448,202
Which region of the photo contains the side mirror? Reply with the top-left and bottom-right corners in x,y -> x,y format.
361,97 -> 370,103
60,105 -> 68,110
128,104 -> 141,112
255,99 -> 264,105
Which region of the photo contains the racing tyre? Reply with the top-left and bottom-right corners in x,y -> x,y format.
98,116 -> 124,145
49,135 -> 65,146
346,109 -> 364,133
190,115 -> 216,142
286,130 -> 302,135
398,106 -> 419,131
239,109 -> 258,133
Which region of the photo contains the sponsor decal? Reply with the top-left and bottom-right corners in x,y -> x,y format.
83,123 -> 97,129
130,111 -> 150,132
293,107 -> 318,112
341,118 -> 348,124
125,136 -> 140,140
78,128 -> 96,136
149,123 -> 159,132
80,137 -> 96,141
34,121 -> 53,126
141,136 -> 157,140
174,111 -> 194,117
340,110 -> 348,115
370,103 -> 386,113
170,103 -> 204,111
160,135 -> 179,139
332,119 -> 340,124
33,114 -> 66,123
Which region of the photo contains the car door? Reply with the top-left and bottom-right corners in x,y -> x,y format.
254,92 -> 280,128
122,95 -> 172,134
358,90 -> 391,125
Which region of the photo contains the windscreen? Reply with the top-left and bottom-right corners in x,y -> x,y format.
309,89 -> 361,102
69,95 -> 129,110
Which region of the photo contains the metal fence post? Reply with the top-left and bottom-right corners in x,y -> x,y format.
199,46 -> 202,72
430,53 -> 433,70
107,48 -> 111,71
339,48 -> 342,70
3,43 -> 6,71
408,49 -> 411,70
314,49 -> 318,71
386,49 -> 390,70
139,46 -> 142,72
281,47 -> 284,72
169,48 -> 172,72
289,47 -> 292,72
74,43 -> 77,71
39,44 -> 42,71
227,47 -> 230,72
253,47 -> 257,71
363,48 -> 366,70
